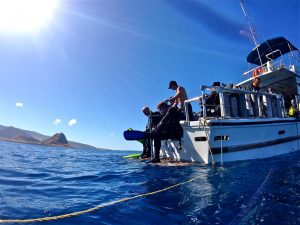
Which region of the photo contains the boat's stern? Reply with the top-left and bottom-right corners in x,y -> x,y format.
160,121 -> 210,164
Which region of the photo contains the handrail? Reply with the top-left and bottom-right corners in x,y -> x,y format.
184,96 -> 202,122
242,63 -> 268,76
183,86 -> 284,121
201,86 -> 280,97
242,48 -> 300,77
185,96 -> 202,103
266,49 -> 282,61
221,87 -> 278,97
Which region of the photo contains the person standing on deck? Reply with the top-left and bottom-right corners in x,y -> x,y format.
167,80 -> 194,121
252,77 -> 260,91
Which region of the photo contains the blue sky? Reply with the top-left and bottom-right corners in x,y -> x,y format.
0,0 -> 299,150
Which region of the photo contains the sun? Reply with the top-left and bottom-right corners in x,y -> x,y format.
0,0 -> 58,32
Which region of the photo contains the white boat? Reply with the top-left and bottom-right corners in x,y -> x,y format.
160,37 -> 300,164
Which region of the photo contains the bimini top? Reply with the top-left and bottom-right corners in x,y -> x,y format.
247,37 -> 298,65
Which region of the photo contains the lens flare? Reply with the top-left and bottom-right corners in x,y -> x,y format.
0,0 -> 58,32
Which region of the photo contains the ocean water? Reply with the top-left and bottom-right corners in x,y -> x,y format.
0,141 -> 299,225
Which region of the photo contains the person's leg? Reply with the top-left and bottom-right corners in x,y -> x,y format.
187,103 -> 194,121
145,138 -> 152,157
140,141 -> 147,157
146,138 -> 161,163
147,132 -> 171,163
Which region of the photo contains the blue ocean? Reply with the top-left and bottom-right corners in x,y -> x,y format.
0,140 -> 299,225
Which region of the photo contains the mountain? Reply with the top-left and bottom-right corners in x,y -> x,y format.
11,135 -> 40,143
24,130 -> 48,141
68,141 -> 98,149
0,126 -> 32,139
42,133 -> 69,146
0,125 -> 98,149
0,125 -> 6,132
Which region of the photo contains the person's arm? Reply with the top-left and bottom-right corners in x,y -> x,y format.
172,99 -> 179,107
152,108 -> 170,132
153,107 -> 177,131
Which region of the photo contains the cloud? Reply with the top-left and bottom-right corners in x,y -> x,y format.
166,0 -> 252,43
68,119 -> 77,126
16,102 -> 24,107
53,118 -> 61,125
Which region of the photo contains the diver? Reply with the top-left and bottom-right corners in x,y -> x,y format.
148,102 -> 183,163
140,106 -> 162,158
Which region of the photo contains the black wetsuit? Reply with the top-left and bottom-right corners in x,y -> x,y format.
150,106 -> 183,160
141,111 -> 162,157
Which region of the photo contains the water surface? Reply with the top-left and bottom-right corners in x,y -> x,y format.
0,141 -> 299,225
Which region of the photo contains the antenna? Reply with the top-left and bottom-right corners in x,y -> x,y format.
239,0 -> 263,66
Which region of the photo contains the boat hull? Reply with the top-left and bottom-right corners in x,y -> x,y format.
160,118 -> 300,164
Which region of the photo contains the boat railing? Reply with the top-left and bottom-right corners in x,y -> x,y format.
242,48 -> 300,77
184,86 -> 286,121
242,63 -> 268,77
184,96 -> 203,122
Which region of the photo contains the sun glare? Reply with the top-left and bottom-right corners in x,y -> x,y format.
0,0 -> 58,32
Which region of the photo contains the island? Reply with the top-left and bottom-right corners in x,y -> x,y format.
0,125 -> 100,149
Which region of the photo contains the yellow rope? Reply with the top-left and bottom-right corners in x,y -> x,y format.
0,175 -> 201,223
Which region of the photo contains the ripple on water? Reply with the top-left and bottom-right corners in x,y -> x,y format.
0,142 -> 299,225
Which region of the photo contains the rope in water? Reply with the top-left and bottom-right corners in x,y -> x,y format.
0,175 -> 202,223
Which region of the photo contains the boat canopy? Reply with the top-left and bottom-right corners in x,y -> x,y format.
247,37 -> 298,65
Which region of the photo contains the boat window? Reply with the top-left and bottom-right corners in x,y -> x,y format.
195,137 -> 207,142
278,130 -> 286,135
214,136 -> 229,141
